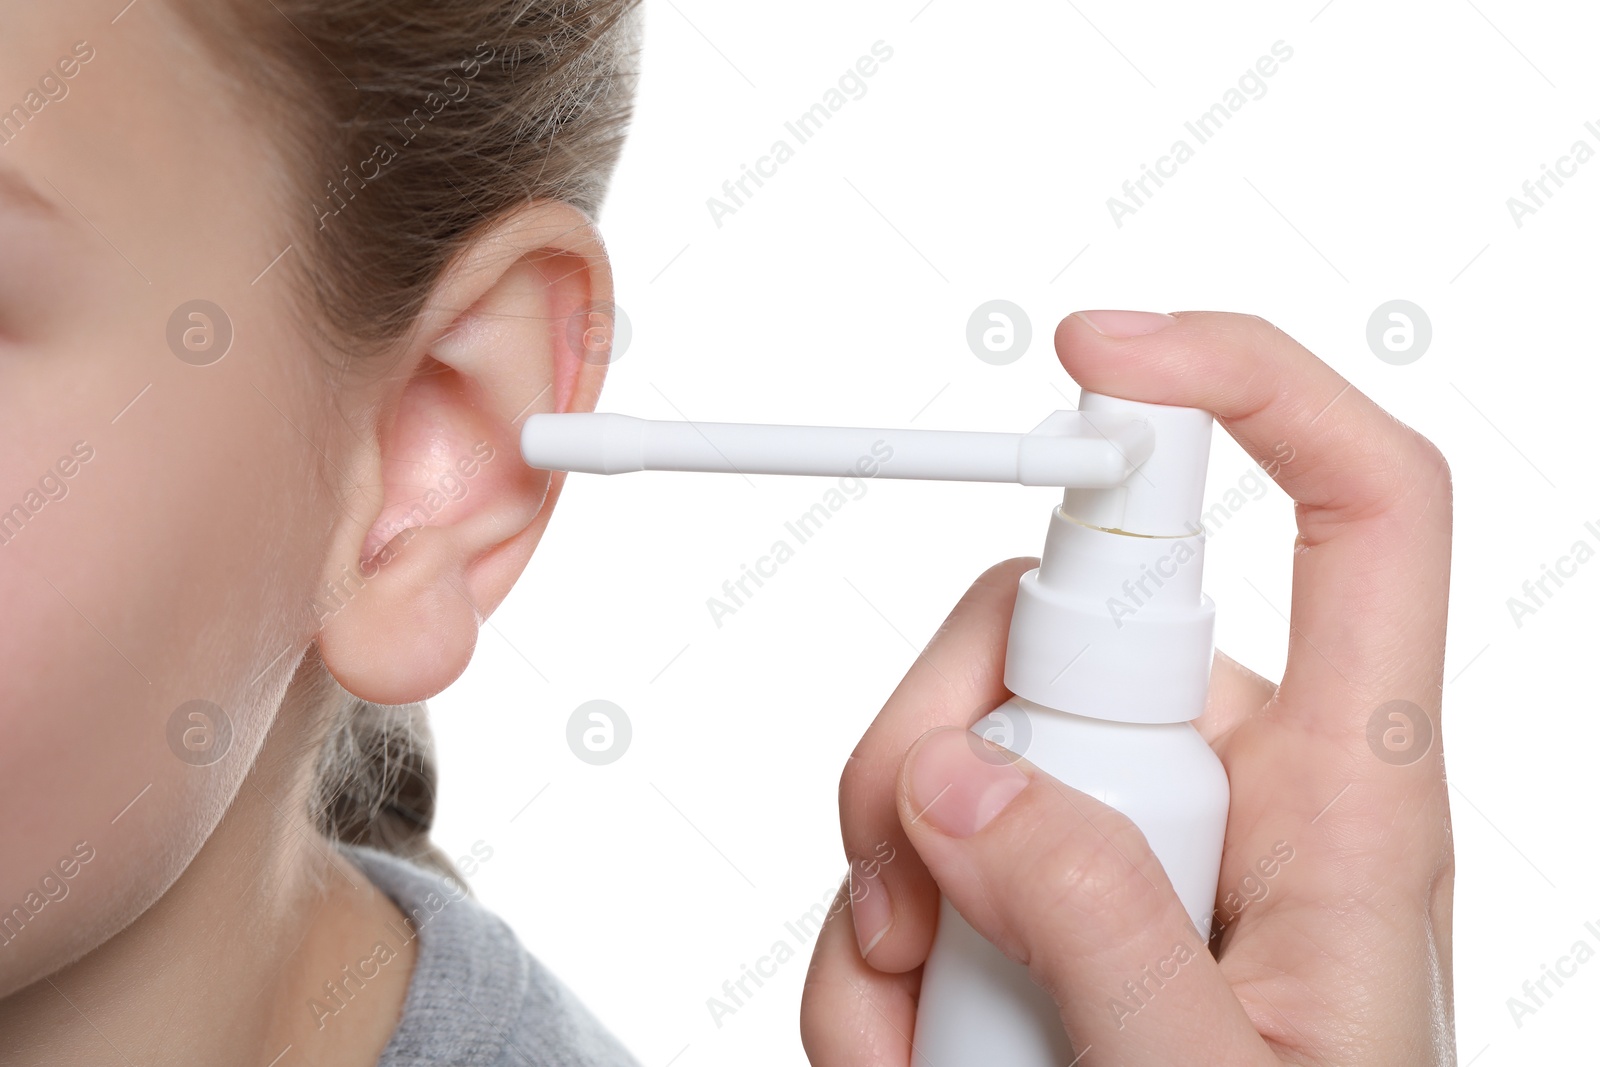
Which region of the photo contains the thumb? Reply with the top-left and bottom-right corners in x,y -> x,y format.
896,726 -> 1271,1065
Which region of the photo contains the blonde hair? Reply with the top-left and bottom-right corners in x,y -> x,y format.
176,0 -> 644,879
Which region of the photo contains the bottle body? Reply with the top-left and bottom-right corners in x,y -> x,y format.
911,694 -> 1229,1065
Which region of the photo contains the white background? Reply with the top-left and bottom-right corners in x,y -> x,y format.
428,1 -> 1600,1063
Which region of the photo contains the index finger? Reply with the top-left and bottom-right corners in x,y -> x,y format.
1056,310 -> 1452,751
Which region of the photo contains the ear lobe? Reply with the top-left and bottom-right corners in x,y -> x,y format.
315,203 -> 612,705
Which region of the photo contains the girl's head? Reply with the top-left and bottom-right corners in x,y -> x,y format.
1,0 -> 639,999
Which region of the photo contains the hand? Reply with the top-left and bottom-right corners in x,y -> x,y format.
800,310 -> 1454,1065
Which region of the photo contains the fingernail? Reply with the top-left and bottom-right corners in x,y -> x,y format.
1074,309 -> 1176,338
849,862 -> 892,959
908,728 -> 1029,838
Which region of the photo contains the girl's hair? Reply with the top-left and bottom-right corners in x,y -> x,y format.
174,0 -> 644,881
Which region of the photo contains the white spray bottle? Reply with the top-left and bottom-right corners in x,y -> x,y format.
521,388 -> 1228,1064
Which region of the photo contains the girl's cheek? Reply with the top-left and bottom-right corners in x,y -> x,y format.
0,224 -> 90,345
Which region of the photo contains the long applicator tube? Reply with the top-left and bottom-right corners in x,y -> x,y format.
520,410 -> 1155,487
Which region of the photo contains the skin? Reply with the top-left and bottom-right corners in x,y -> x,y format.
801,311 -> 1455,1065
0,2 -> 612,1063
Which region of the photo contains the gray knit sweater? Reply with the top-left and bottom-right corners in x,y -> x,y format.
340,842 -> 642,1067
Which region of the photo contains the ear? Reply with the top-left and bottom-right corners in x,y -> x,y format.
315,200 -> 614,704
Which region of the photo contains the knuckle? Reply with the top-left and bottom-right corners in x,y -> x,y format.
837,754 -> 866,815
1239,311 -> 1279,334
936,558 -> 1032,637
977,555 -> 1038,588
1213,310 -> 1283,345
1309,422 -> 1453,534
797,972 -> 830,1058
837,753 -> 893,856
1408,432 -> 1452,490
1369,430 -> 1452,522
